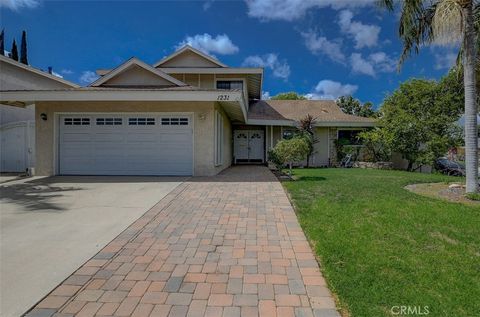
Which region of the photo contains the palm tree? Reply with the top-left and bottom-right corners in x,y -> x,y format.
380,0 -> 479,192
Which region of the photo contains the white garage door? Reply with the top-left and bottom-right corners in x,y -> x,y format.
58,114 -> 193,175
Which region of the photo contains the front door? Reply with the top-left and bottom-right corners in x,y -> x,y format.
234,130 -> 264,163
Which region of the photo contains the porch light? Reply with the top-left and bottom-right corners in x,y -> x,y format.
40,113 -> 47,121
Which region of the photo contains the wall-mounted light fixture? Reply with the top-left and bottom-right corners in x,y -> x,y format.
40,113 -> 47,121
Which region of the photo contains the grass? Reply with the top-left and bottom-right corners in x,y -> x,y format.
283,168 -> 479,317
465,192 -> 480,201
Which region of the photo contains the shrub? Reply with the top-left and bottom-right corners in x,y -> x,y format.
267,148 -> 283,170
273,137 -> 310,176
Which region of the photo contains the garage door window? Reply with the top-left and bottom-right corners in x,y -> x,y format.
129,118 -> 155,125
161,118 -> 189,126
64,118 -> 90,125
96,118 -> 122,125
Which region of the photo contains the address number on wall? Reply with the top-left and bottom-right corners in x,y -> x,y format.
217,95 -> 230,101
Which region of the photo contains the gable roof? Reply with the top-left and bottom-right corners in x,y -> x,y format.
90,57 -> 186,87
0,54 -> 79,89
153,45 -> 227,68
248,100 -> 376,126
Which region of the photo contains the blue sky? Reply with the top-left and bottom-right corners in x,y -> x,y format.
1,0 -> 458,106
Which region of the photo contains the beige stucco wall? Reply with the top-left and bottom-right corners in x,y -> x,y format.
103,65 -> 175,86
158,50 -> 222,68
35,101 -> 232,176
0,60 -> 72,90
214,104 -> 233,174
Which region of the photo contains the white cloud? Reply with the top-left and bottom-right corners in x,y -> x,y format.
350,53 -> 375,76
203,0 -> 214,10
369,52 -> 396,72
79,71 -> 99,84
262,91 -> 271,100
52,71 -> 63,79
306,79 -> 358,100
434,51 -> 457,70
176,33 -> 239,55
61,69 -> 74,75
245,0 -> 376,21
0,0 -> 39,10
301,31 -> 345,64
350,52 -> 396,77
243,53 -> 291,80
338,10 -> 380,49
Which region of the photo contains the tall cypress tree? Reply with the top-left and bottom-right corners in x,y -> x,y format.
20,30 -> 28,64
0,29 -> 4,56
11,39 -> 18,61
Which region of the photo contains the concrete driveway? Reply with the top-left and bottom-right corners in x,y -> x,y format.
0,176 -> 185,317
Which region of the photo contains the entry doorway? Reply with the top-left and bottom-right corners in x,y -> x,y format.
233,130 -> 264,164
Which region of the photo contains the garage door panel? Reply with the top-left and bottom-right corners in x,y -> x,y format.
59,114 -> 193,175
92,133 -> 125,142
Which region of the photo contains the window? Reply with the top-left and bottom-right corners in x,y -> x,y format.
96,118 -> 122,125
216,80 -> 243,90
214,111 -> 224,166
338,130 -> 363,145
161,117 -> 189,126
128,118 -> 155,125
64,118 -> 90,125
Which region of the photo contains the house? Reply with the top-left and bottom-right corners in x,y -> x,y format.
0,45 -> 375,176
0,54 -> 78,172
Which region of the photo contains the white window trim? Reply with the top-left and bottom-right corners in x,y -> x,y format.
214,110 -> 224,166
214,77 -> 248,103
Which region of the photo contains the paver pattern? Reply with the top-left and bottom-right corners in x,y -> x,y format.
26,166 -> 339,317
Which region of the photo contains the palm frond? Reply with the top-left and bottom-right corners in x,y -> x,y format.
433,0 -> 464,44
397,0 -> 437,67
376,0 -> 395,11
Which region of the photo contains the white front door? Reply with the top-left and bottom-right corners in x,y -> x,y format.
234,130 -> 264,163
58,113 -> 193,175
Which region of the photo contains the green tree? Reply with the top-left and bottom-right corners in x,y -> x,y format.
380,0 -> 478,191
20,30 -> 28,65
336,96 -> 377,118
0,29 -> 4,56
273,137 -> 310,176
10,39 -> 18,61
270,91 -> 307,100
362,78 -> 463,171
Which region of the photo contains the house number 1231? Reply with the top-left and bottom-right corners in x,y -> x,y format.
217,95 -> 230,101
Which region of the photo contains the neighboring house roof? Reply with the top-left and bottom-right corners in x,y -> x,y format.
248,100 -> 376,126
0,54 -> 79,89
153,45 -> 227,68
90,57 -> 186,87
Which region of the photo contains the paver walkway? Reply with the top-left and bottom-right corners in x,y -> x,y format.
26,166 -> 340,317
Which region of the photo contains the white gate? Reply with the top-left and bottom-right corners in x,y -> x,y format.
0,121 -> 35,172
233,130 -> 264,163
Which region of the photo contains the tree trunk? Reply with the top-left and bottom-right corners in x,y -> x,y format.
463,3 -> 478,193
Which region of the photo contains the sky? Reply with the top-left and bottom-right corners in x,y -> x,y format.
0,0 -> 459,107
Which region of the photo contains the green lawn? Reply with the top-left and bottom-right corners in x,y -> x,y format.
283,168 -> 479,317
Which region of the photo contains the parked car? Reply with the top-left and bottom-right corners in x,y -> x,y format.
434,157 -> 465,176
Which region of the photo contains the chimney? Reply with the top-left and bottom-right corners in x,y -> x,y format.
48,66 -> 52,74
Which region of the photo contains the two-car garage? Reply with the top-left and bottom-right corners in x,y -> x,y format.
58,113 -> 193,175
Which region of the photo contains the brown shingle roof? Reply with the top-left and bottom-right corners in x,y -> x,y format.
248,99 -> 376,124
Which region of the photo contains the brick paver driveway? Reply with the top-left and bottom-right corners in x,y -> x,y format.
26,166 -> 339,317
